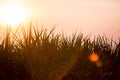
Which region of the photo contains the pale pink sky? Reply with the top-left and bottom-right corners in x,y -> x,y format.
0,0 -> 120,40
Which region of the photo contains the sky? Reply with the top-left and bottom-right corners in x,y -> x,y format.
0,0 -> 120,40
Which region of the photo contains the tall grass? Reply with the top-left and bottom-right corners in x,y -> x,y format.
0,25 -> 120,80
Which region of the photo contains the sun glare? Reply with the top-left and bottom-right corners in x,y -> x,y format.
0,1 -> 30,27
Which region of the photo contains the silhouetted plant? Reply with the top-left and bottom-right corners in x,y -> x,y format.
0,25 -> 120,80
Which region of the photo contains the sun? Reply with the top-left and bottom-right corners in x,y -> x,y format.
0,1 -> 30,27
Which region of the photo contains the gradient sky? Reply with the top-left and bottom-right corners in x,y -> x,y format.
0,0 -> 120,40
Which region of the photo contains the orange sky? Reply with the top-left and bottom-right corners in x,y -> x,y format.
0,0 -> 120,40
34,0 -> 120,40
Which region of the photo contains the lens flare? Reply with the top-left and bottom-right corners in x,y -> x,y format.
89,53 -> 99,62
96,60 -> 102,67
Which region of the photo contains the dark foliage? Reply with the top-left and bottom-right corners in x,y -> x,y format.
0,26 -> 120,80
